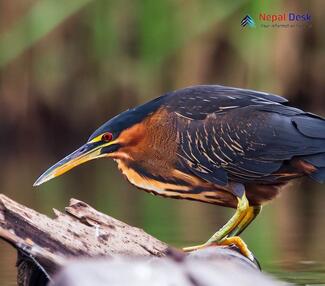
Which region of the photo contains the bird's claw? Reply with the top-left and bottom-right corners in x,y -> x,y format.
183,236 -> 256,265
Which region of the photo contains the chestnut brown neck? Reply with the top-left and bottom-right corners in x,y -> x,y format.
110,108 -> 178,175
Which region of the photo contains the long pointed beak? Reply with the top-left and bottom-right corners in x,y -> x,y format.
33,142 -> 104,187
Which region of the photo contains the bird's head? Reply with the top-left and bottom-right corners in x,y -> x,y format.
33,97 -> 164,187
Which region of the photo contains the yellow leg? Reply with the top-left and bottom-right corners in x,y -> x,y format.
206,193 -> 249,244
183,193 -> 251,255
183,192 -> 263,264
228,205 -> 262,237
217,205 -> 261,262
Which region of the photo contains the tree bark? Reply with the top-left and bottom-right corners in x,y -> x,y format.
0,194 -> 286,286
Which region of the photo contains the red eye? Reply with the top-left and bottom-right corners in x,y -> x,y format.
102,132 -> 113,142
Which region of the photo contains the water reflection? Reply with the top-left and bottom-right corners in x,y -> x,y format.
1,152 -> 325,284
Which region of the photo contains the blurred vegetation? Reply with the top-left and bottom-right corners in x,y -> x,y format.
0,0 -> 324,285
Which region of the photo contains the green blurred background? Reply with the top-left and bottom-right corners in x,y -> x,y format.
0,0 -> 324,285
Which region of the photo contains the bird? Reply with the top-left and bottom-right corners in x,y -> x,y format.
34,85 -> 325,262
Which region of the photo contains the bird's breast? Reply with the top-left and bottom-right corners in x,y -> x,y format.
115,159 -> 190,194
114,159 -> 237,207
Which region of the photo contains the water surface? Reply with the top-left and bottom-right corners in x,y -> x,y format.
1,155 -> 325,285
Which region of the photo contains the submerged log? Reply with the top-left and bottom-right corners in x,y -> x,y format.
0,194 -> 286,286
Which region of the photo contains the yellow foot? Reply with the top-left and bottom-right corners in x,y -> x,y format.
216,236 -> 254,261
182,236 -> 254,261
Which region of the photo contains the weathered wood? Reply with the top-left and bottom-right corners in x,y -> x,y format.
0,194 -> 286,286
0,194 -> 167,285
50,248 -> 288,286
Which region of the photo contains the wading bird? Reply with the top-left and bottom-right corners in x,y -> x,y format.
34,85 -> 325,262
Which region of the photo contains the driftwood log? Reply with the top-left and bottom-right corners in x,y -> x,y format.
0,194 -> 287,286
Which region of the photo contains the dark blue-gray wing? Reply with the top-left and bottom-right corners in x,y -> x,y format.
175,103 -> 325,185
165,85 -> 288,120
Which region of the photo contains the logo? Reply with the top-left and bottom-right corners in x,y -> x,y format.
259,12 -> 312,28
241,15 -> 255,28
240,12 -> 312,29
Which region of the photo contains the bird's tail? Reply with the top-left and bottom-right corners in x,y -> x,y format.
292,114 -> 325,183
302,153 -> 325,183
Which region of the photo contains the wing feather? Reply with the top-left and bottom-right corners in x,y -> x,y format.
167,86 -> 325,185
